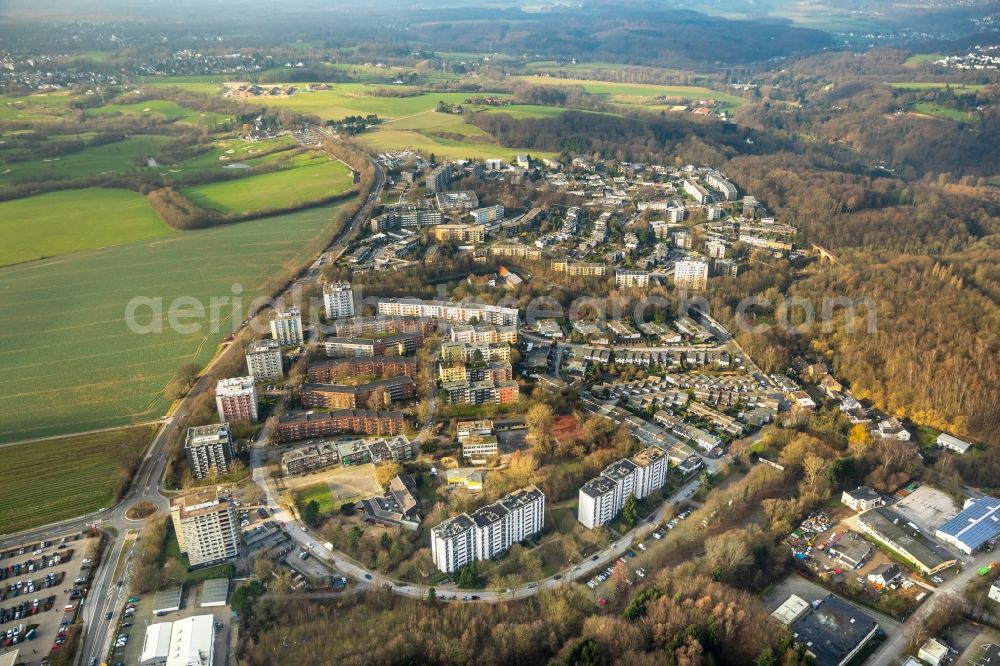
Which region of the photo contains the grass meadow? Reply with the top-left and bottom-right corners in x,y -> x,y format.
887,82 -> 986,91
182,152 -> 354,214
0,200 -> 354,443
86,99 -> 232,128
512,75 -> 746,107
0,425 -> 158,534
911,102 -> 975,121
0,134 -> 173,185
0,188 -> 172,266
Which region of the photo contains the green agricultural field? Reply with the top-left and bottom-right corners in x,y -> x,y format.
0,188 -> 172,267
87,99 -> 232,128
0,425 -> 158,534
142,76 -> 230,95
0,134 -> 173,185
0,200 -> 354,443
887,82 -> 986,91
904,54 -> 947,67
247,83 -> 511,120
357,127 -> 551,161
481,104 -> 570,119
513,75 -> 746,107
911,102 -> 975,121
182,152 -> 354,215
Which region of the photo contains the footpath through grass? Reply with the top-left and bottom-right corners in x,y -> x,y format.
0,188 -> 172,267
0,425 -> 158,534
0,200 -> 355,443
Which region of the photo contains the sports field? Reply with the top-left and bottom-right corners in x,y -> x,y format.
0,134 -> 173,185
0,188 -> 172,267
182,152 -> 354,214
0,200 -> 354,443
0,425 -> 158,534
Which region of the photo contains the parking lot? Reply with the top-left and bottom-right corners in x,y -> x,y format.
0,531 -> 100,666
581,507 -> 694,603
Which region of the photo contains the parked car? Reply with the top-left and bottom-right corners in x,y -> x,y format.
597,598 -> 607,606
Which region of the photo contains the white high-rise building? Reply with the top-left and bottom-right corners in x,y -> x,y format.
431,486 -> 545,573
184,424 -> 235,480
430,514 -> 477,574
674,259 -> 709,290
245,339 -> 283,380
323,283 -> 355,319
270,308 -> 304,345
577,448 -> 668,529
578,476 -> 619,530
170,491 -> 240,567
215,376 -> 258,422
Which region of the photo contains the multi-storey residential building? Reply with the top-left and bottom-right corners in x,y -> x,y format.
683,179 -> 710,205
431,513 -> 477,573
377,299 -> 518,327
705,205 -> 723,221
674,259 -> 709,290
487,243 -> 542,261
550,261 -> 607,277
371,206 -> 443,232
281,441 -> 341,475
435,191 -> 480,211
440,342 -> 512,364
245,339 -> 283,380
578,476 -> 619,530
322,283 -> 355,319
705,240 -> 727,259
275,409 -> 403,442
438,360 -> 513,384
615,270 -> 650,289
469,204 -> 504,224
215,376 -> 258,422
185,424 -> 235,480
673,230 -> 692,249
281,435 -> 412,475
269,308 -> 304,345
300,376 -> 416,409
433,223 -> 486,244
324,332 -> 426,357
425,163 -> 453,193
738,233 -> 793,252
170,491 -> 239,567
449,324 -> 518,345
307,356 -> 416,383
440,379 -> 519,405
333,316 -> 435,338
431,486 -> 544,573
704,170 -> 737,200
577,448 -> 668,528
